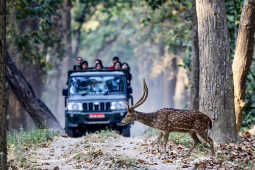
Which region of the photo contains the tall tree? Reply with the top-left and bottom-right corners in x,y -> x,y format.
56,0 -> 72,121
190,0 -> 199,111
5,53 -> 62,129
0,0 -> 7,168
232,0 -> 255,132
196,0 -> 238,143
6,0 -> 65,129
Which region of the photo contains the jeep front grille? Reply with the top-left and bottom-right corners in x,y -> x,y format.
83,102 -> 111,112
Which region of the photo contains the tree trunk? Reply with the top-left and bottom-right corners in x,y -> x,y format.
72,25 -> 82,59
190,0 -> 200,111
0,0 -> 7,168
158,42 -> 177,108
56,0 -> 72,125
232,0 -> 255,132
196,0 -> 238,143
5,52 -> 62,130
168,57 -> 177,108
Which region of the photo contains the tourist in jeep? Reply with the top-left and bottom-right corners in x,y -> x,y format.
81,60 -> 89,71
114,61 -> 122,70
74,65 -> 82,71
95,62 -> 103,70
122,63 -> 132,84
93,59 -> 102,67
73,57 -> 83,71
109,56 -> 120,70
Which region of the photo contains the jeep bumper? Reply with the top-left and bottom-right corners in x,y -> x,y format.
65,111 -> 127,128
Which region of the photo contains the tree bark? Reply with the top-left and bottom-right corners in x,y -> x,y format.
190,0 -> 200,111
232,0 -> 255,132
196,0 -> 238,143
72,25 -> 82,59
56,0 -> 72,125
5,52 -> 62,130
0,0 -> 7,168
167,57 -> 177,108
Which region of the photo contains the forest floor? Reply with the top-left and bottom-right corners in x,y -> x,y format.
8,128 -> 255,170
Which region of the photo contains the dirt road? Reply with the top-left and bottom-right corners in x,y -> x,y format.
8,129 -> 255,170
22,132 -> 184,170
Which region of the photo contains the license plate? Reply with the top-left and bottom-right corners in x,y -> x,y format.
89,114 -> 105,119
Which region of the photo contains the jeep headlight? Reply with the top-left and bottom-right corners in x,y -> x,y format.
67,102 -> 83,111
111,101 -> 126,110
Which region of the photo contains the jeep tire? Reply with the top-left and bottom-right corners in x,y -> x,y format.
120,125 -> 131,137
65,127 -> 82,137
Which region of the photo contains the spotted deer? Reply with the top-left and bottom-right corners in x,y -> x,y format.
122,80 -> 214,155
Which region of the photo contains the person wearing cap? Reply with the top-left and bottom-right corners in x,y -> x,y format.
81,60 -> 89,71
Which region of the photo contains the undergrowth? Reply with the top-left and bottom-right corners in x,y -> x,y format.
8,128 -> 58,146
7,128 -> 58,169
145,128 -> 192,147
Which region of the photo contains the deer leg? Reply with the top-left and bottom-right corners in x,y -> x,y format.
199,131 -> 215,156
162,131 -> 170,154
187,132 -> 201,155
152,132 -> 163,146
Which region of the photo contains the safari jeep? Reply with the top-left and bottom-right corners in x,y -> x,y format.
62,69 -> 133,137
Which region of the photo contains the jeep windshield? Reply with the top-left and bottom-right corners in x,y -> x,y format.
69,75 -> 126,96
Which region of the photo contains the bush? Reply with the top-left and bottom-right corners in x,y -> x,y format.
242,66 -> 255,128
7,128 -> 58,146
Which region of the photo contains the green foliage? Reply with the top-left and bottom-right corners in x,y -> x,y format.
144,0 -> 192,52
145,0 -> 167,10
225,0 -> 243,57
225,0 -> 255,129
73,0 -> 193,82
144,128 -> 191,148
169,132 -> 191,148
72,0 -> 133,59
243,65 -> 255,128
71,0 -> 255,130
8,0 -> 65,73
7,128 -> 58,146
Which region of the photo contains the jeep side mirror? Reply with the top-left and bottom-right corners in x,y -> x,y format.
129,95 -> 134,105
62,88 -> 68,96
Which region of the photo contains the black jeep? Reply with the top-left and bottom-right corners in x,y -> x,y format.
62,69 -> 133,137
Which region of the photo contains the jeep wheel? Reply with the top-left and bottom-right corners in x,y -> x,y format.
65,127 -> 82,137
121,125 -> 131,137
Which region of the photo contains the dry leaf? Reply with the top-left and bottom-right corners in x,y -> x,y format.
197,163 -> 206,168
242,131 -> 251,138
75,165 -> 82,169
141,144 -> 149,146
162,159 -> 172,163
137,159 -> 145,164
53,166 -> 59,170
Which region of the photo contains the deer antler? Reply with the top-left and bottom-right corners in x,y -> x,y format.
130,79 -> 148,110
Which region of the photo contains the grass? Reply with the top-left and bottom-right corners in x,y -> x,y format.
95,129 -> 118,137
7,128 -> 59,169
169,132 -> 192,148
144,128 -> 192,147
86,129 -> 120,143
8,128 -> 58,146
